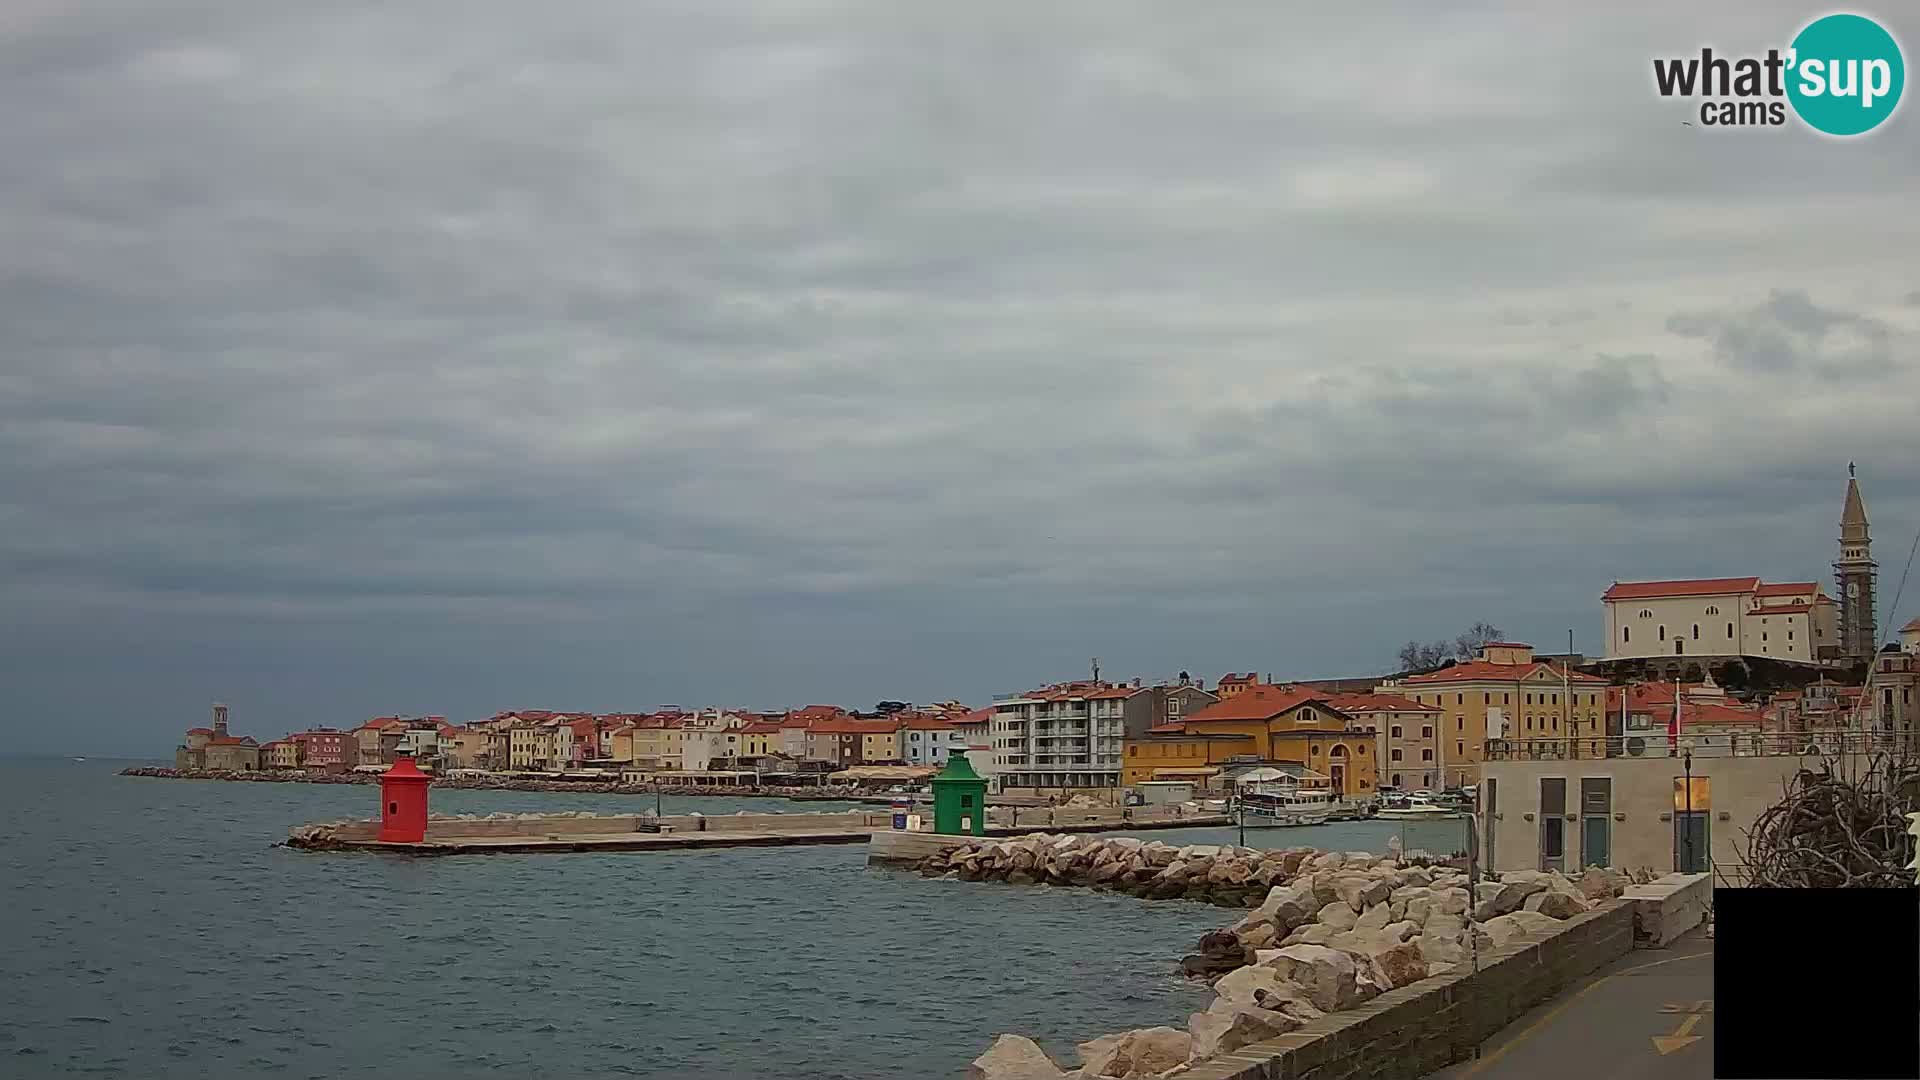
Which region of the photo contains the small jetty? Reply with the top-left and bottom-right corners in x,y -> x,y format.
286,807 -> 1233,857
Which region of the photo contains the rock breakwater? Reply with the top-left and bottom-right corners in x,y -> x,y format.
935,835 -> 1654,1079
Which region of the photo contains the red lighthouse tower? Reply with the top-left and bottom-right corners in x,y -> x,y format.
378,753 -> 432,843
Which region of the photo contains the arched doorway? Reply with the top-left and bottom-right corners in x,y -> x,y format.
1328,744 -> 1348,796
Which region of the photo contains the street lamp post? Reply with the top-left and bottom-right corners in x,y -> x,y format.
1679,746 -> 1694,873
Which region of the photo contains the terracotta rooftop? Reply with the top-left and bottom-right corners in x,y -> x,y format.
1318,692 -> 1439,713
1603,577 -> 1760,601
809,719 -> 901,735
1402,660 -> 1606,685
899,715 -> 957,731
1182,685 -> 1329,722
1755,582 -> 1820,597
739,722 -> 783,735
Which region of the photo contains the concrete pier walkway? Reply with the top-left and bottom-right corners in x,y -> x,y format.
291,807 -> 1232,856
1425,928 -> 1715,1080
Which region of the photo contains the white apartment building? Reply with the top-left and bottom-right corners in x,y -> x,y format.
1602,577 -> 1838,665
990,682 -> 1130,791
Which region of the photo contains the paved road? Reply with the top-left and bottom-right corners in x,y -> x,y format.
1428,929 -> 1714,1080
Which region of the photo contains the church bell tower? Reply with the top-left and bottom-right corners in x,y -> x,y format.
1835,464 -> 1877,661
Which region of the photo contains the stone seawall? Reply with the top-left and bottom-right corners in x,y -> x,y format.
289,809 -> 892,847
945,835 -> 1695,1079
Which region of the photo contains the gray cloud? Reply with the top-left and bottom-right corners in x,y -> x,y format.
3,1 -> 1919,752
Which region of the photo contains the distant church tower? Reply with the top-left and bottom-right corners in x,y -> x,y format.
1835,464 -> 1877,661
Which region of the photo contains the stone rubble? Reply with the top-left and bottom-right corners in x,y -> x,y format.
951,836 -> 1652,1080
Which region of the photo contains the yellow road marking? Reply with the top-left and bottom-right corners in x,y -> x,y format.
1654,1014 -> 1704,1055
1455,950 -> 1713,1078
1660,999 -> 1712,1014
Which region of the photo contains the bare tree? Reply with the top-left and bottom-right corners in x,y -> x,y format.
1396,622 -> 1506,674
1453,621 -> 1505,661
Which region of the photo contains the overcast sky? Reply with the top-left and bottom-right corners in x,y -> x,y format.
4,2 -> 1917,754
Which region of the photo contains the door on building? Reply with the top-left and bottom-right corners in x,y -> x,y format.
1673,776 -> 1711,872
1329,764 -> 1346,795
1580,777 -> 1612,869
1539,777 -> 1566,872
1482,777 -> 1497,870
1674,813 -> 1709,872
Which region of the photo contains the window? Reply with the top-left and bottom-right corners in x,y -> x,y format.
1311,744 -> 1321,755
1456,741 -> 1466,757
1623,627 -> 1631,643
1390,724 -> 1402,737
1391,749 -> 1403,761
1484,693 -> 1491,705
1639,608 -> 1653,618
1727,622 -> 1735,638
1525,717 -> 1533,731
1392,773 -> 1402,786
1692,624 -> 1700,640
1504,694 -> 1511,705
1762,632 -> 1768,642
1457,693 -> 1464,705
1788,630 -> 1794,641
1421,725 -> 1433,738
1422,749 -> 1434,761
1658,625 -> 1666,641
1706,605 -> 1719,615
1526,694 -> 1533,705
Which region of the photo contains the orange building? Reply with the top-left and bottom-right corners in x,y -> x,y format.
1122,685 -> 1378,795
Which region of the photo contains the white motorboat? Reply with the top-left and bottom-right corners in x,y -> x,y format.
1236,783 -> 1333,827
1375,794 -> 1465,821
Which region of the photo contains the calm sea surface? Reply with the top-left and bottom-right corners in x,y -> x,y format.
0,760 -> 1464,1079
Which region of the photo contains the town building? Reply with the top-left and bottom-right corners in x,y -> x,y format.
1320,692 -> 1442,791
898,714 -> 969,766
1477,723 -> 1871,880
1601,577 -> 1839,669
1122,685 -> 1378,796
739,722 -> 781,757
1868,640 -> 1920,758
1835,467 -> 1877,661
1377,643 -> 1608,787
175,704 -> 261,771
1215,673 -> 1260,699
989,681 -> 1134,791
291,730 -> 351,772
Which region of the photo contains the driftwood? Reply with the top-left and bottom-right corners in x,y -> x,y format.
1738,752 -> 1917,889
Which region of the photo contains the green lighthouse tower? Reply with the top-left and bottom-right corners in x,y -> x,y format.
931,750 -> 988,836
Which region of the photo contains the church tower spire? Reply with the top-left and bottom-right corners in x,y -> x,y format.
1835,464 -> 1877,661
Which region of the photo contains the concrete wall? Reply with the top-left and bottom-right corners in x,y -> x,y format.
1184,901 -> 1641,1080
1481,752 -> 1811,879
326,811 -> 892,842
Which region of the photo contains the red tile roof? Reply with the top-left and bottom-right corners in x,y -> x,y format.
1603,577 -> 1760,601
899,715 -> 956,731
186,727 -> 213,736
739,722 -> 783,735
809,719 -> 900,735
1755,582 -> 1819,597
206,735 -> 256,746
956,707 -> 994,726
1402,660 -> 1606,685
1318,692 -> 1438,714
1217,672 -> 1259,685
1183,685 -> 1328,722
1751,602 -> 1812,615
1902,617 -> 1920,633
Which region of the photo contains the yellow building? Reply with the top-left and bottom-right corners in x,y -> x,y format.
1123,686 -> 1379,796
859,723 -> 901,764
262,740 -> 301,769
1378,642 -> 1609,788
739,722 -> 781,757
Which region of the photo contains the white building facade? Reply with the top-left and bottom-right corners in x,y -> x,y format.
1602,577 -> 1838,664
990,682 -> 1130,791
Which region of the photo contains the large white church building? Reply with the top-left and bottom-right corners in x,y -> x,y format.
1600,469 -> 1877,669
1602,576 -> 1837,664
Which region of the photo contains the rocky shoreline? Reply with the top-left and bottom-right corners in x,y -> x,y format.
912,835 -> 1651,1079
118,766 -> 869,800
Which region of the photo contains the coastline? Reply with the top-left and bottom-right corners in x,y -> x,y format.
119,765 -> 880,801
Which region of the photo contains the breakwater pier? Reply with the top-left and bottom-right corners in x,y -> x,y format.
285,806 -> 1232,856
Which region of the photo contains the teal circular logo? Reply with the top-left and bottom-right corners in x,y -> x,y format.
1787,14 -> 1905,136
